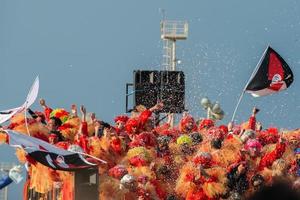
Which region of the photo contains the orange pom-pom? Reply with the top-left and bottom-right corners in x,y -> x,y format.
15,148 -> 27,163
0,132 -> 8,144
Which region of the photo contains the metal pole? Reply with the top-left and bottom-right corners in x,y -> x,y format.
207,107 -> 211,119
172,40 -> 176,71
231,91 -> 246,122
170,40 -> 177,127
24,101 -> 31,136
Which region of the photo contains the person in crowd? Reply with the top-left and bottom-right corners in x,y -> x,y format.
114,115 -> 129,136
247,107 -> 260,131
178,113 -> 198,135
47,117 -> 64,142
27,108 -> 46,125
39,98 -> 53,122
227,161 -> 249,196
74,105 -> 90,153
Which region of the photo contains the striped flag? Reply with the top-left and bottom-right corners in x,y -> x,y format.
5,130 -> 97,171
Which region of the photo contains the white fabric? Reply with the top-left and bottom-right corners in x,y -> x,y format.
245,83 -> 287,97
24,76 -> 39,108
0,76 -> 39,124
0,106 -> 23,124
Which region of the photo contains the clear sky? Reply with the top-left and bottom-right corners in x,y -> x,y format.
1,0 -> 300,198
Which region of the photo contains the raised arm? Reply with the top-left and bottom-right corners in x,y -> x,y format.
71,104 -> 78,117
39,98 -> 53,121
79,105 -> 88,136
248,107 -> 259,130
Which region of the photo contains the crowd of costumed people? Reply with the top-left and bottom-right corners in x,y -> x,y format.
1,98 -> 300,200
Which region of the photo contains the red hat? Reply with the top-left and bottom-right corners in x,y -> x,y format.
179,115 -> 197,133
219,125 -> 228,135
109,165 -> 128,180
49,133 -> 58,139
125,118 -> 139,134
180,115 -> 195,126
129,155 -> 147,167
193,152 -> 212,166
114,115 -> 129,123
198,119 -> 214,130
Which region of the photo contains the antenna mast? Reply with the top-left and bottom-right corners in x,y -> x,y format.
160,19 -> 188,71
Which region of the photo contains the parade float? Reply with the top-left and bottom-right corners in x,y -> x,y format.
0,20 -> 298,200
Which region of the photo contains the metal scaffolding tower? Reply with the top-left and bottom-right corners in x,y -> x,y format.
161,20 -> 188,71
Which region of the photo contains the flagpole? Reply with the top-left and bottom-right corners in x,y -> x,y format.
72,151 -> 107,164
24,101 -> 31,136
231,91 -> 245,122
231,46 -> 270,122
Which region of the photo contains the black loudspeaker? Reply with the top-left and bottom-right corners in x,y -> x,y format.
132,70 -> 185,113
74,168 -> 99,200
134,70 -> 160,109
160,71 -> 185,113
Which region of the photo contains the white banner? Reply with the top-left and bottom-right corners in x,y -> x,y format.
0,76 -> 39,124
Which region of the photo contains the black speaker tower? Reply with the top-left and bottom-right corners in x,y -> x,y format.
126,70 -> 185,113
134,70 -> 160,110
160,71 -> 185,113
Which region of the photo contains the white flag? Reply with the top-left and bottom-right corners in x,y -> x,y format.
0,76 -> 39,124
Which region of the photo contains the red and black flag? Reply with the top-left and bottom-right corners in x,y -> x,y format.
5,130 -> 100,171
245,46 -> 294,97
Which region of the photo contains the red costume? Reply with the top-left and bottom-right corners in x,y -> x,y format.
74,121 -> 89,153
257,127 -> 279,145
198,119 -> 214,130
258,142 -> 286,171
129,132 -> 157,148
248,116 -> 256,131
114,115 -> 129,135
44,106 -> 53,122
179,115 -> 197,134
125,109 -> 153,135
186,188 -> 214,200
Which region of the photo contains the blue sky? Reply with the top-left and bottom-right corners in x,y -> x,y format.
1,0 -> 300,198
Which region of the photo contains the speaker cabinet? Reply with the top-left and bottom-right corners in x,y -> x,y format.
160,71 -> 185,113
74,168 -> 99,200
133,70 -> 185,113
134,70 -> 160,109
